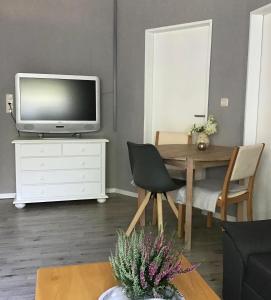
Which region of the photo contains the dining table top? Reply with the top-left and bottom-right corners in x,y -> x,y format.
157,144 -> 233,162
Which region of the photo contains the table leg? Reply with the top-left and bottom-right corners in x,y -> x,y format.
152,196 -> 157,225
157,193 -> 163,233
137,188 -> 146,226
185,158 -> 194,251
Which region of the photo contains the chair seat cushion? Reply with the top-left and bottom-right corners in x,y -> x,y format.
245,253 -> 271,299
175,178 -> 247,213
218,186 -> 247,199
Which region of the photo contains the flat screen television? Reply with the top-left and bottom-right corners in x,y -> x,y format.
15,73 -> 100,133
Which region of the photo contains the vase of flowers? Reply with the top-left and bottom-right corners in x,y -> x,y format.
197,133 -> 210,147
190,115 -> 217,149
99,230 -> 197,300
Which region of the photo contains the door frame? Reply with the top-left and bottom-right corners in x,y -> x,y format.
244,3 -> 271,144
144,20 -> 213,143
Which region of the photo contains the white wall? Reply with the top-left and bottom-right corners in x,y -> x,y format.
254,13 -> 271,219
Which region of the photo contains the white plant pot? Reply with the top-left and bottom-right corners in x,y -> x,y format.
99,286 -> 185,300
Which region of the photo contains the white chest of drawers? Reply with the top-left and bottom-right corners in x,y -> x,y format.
12,139 -> 109,208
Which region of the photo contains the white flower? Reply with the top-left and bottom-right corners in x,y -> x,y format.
190,115 -> 217,136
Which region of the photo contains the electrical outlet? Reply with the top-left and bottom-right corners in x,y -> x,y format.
220,97 -> 229,107
6,94 -> 13,113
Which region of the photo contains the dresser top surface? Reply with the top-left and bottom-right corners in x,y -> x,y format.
12,138 -> 109,144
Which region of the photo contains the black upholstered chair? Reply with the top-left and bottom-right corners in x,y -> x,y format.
126,142 -> 185,236
223,220 -> 271,300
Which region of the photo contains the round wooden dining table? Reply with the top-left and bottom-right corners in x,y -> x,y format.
157,144 -> 233,250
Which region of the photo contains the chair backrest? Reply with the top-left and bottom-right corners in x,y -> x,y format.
127,142 -> 176,192
221,143 -> 264,201
230,144 -> 265,181
155,131 -> 191,146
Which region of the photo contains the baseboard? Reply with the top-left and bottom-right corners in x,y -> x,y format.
0,190 -> 137,200
0,193 -> 16,199
106,188 -> 137,198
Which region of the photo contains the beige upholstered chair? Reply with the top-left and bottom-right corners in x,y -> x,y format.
155,131 -> 191,180
176,143 -> 265,237
155,131 -> 191,146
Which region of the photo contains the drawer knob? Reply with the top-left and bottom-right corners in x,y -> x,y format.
40,148 -> 45,153
81,148 -> 85,153
81,162 -> 86,167
81,188 -> 86,193
40,177 -> 45,181
40,163 -> 45,167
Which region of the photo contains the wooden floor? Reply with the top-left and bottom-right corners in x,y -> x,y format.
0,194 -> 223,300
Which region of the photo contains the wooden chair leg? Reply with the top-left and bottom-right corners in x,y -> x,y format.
237,202 -> 244,222
247,196 -> 253,221
178,204 -> 185,238
166,193 -> 178,219
207,212 -> 213,228
220,204 -> 227,221
137,188 -> 146,226
157,193 -> 163,233
126,192 -> 151,236
152,195 -> 157,225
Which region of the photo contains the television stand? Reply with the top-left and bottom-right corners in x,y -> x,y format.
12,138 -> 109,208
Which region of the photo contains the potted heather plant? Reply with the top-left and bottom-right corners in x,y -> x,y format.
99,230 -> 197,300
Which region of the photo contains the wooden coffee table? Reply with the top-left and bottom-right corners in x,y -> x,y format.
35,256 -> 220,300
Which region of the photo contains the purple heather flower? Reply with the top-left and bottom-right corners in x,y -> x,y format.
155,234 -> 164,252
148,261 -> 159,279
154,273 -> 162,286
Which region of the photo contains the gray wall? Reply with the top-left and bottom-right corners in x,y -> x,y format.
0,0 -> 117,193
1,0 -> 270,194
116,0 -> 271,191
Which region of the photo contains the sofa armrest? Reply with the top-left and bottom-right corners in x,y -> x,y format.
223,232 -> 245,300
222,220 -> 271,264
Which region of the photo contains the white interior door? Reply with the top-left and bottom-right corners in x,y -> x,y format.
244,4 -> 271,219
144,20 -> 212,143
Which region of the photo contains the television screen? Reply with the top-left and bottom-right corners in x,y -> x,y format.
19,78 -> 97,121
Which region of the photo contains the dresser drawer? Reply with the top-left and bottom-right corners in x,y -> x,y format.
63,143 -> 101,156
21,156 -> 100,171
20,144 -> 61,157
21,182 -> 101,199
21,169 -> 101,184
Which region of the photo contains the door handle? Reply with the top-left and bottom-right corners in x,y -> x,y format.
194,114 -> 206,118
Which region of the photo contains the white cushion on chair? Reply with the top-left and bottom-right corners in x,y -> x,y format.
218,188 -> 247,199
174,179 -> 247,213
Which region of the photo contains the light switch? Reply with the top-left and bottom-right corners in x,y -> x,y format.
220,98 -> 229,107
